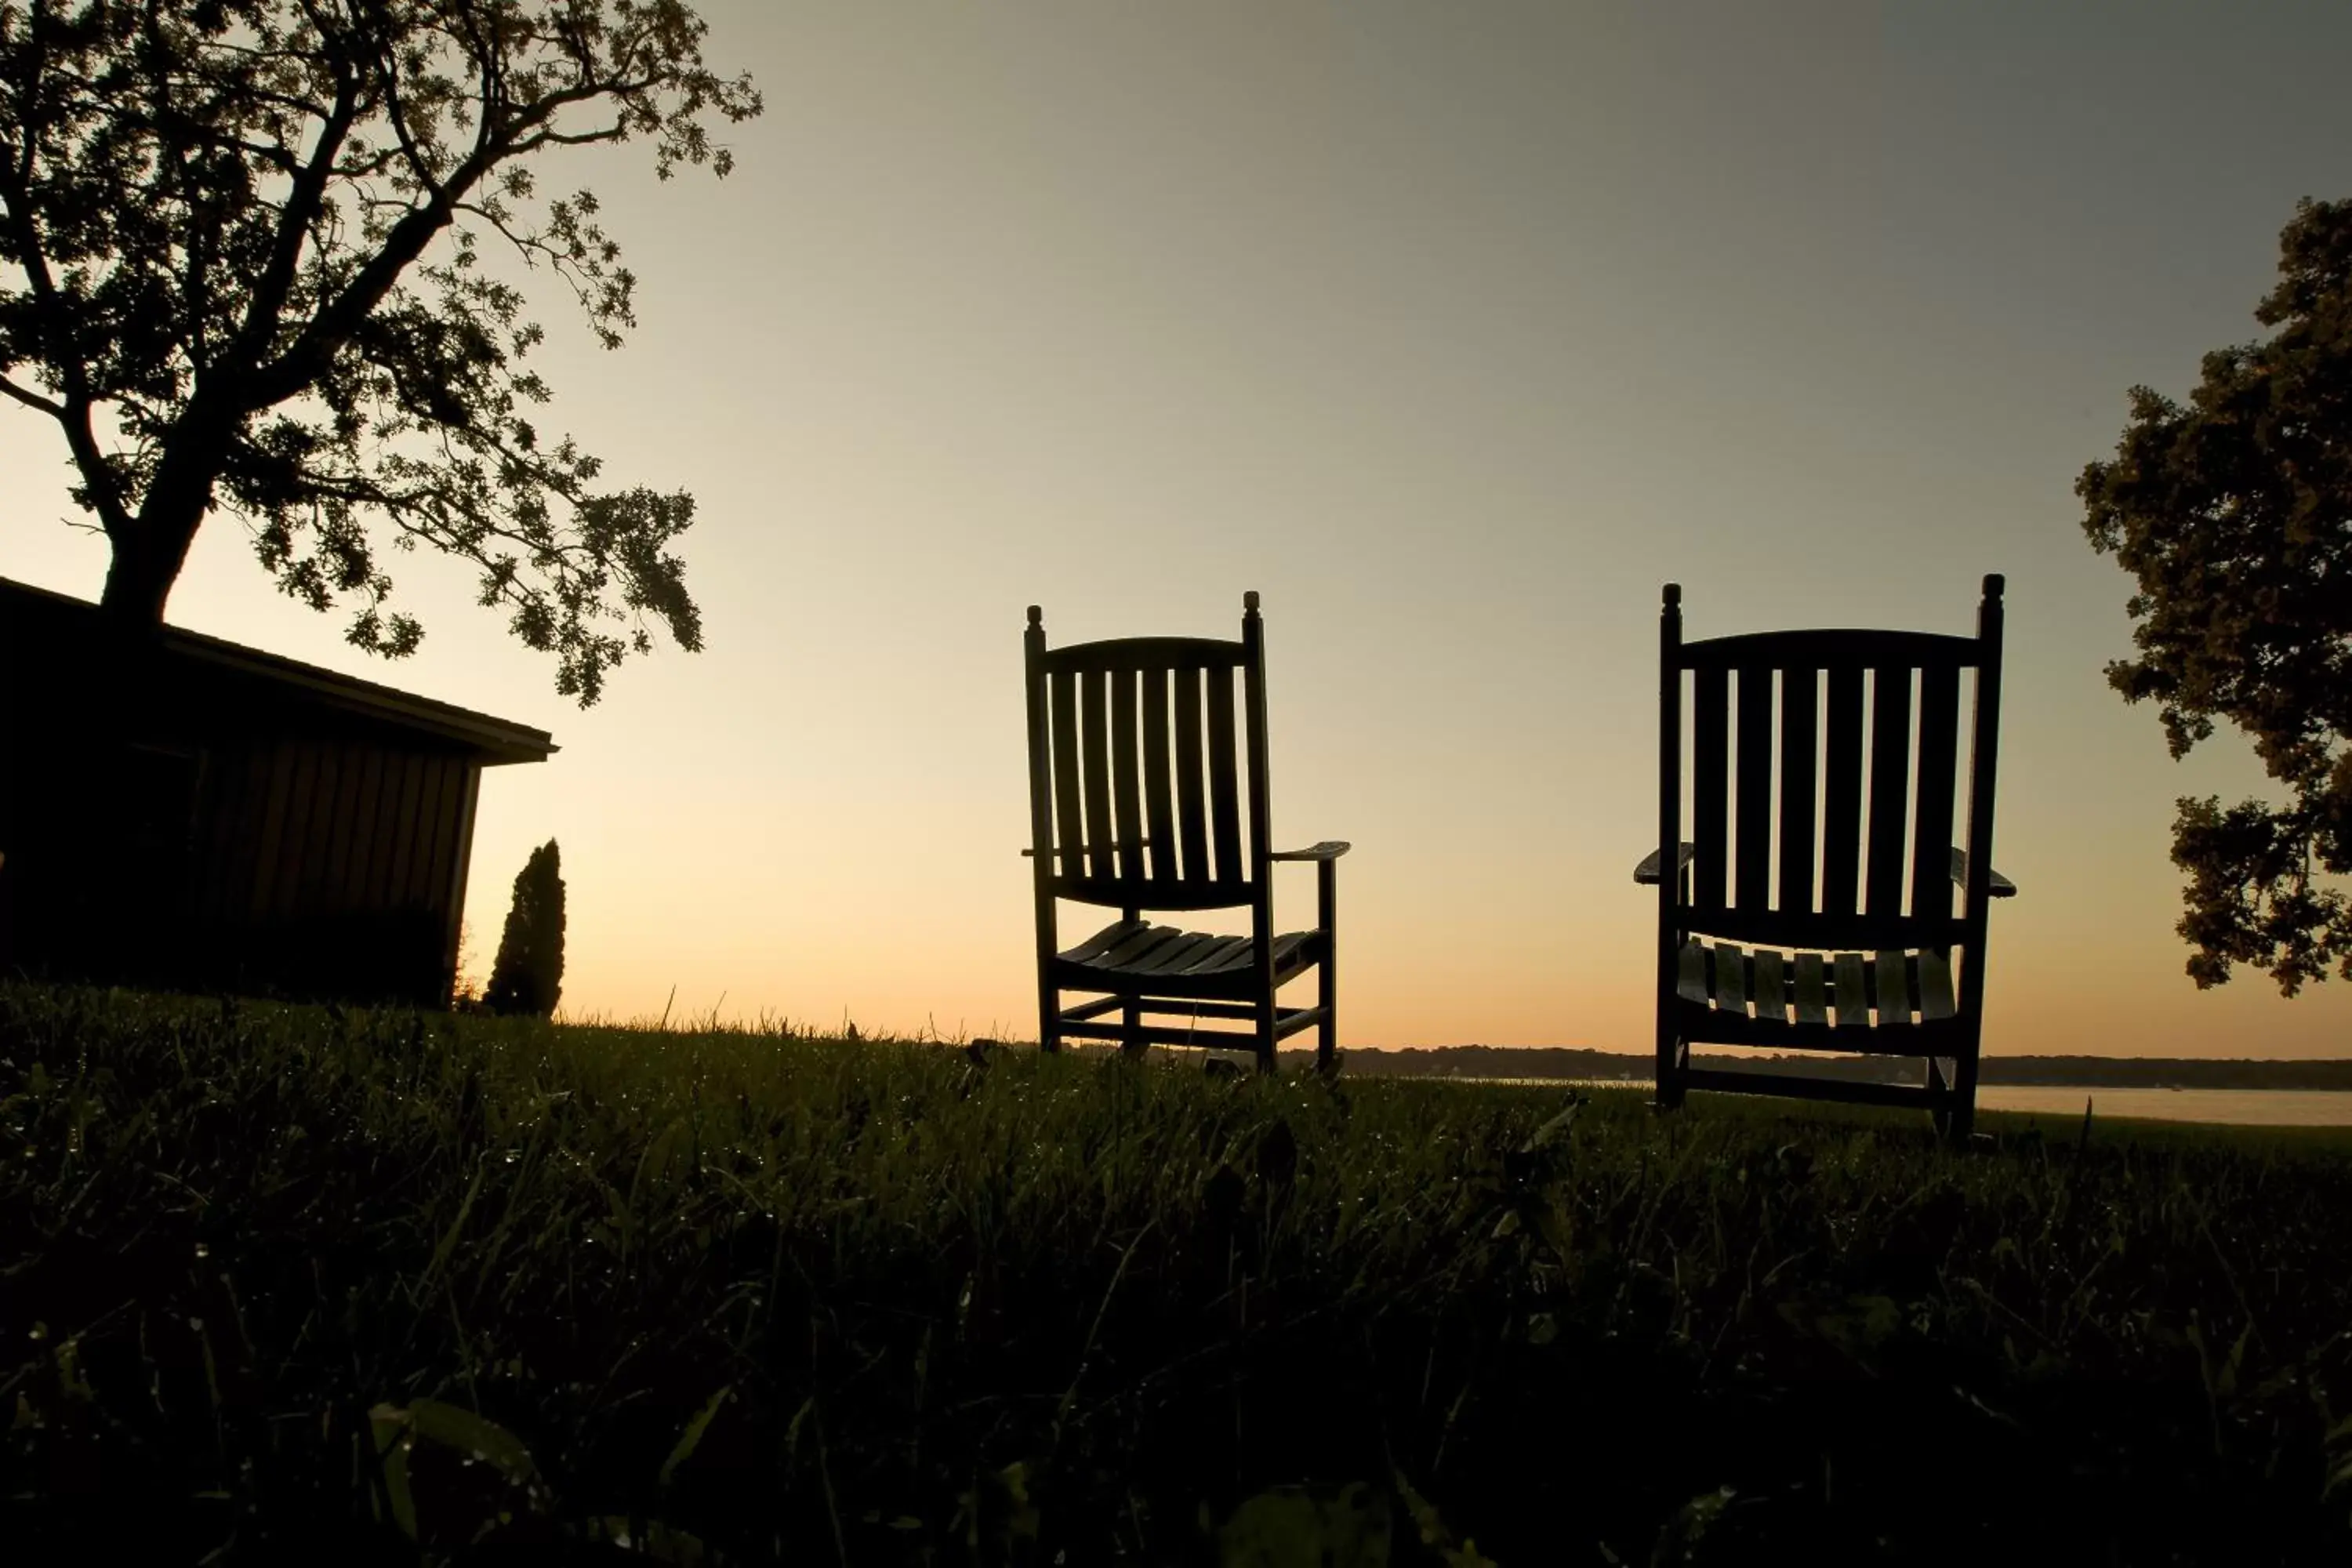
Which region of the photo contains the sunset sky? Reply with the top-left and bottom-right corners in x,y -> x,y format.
8,1 -> 2352,1058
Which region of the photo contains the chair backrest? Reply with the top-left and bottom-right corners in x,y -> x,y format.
1659,576 -> 2005,967
1025,593 -> 1272,912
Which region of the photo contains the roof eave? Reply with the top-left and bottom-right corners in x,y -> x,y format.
165,637 -> 557,764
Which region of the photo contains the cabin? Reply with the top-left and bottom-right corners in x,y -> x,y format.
0,576 -> 554,1007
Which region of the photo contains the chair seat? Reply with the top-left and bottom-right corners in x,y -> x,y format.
1675,938 -> 1959,1050
1054,919 -> 1325,1000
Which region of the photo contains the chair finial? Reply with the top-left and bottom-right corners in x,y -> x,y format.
1663,583 -> 1682,607
1026,604 -> 1042,628
1243,590 -> 1261,615
1982,573 -> 2005,600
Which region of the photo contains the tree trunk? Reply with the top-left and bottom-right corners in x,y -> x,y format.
90,498 -> 198,784
99,423 -> 221,630
98,517 -> 198,630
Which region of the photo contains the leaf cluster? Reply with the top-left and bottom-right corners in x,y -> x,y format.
2078,197 -> 2352,992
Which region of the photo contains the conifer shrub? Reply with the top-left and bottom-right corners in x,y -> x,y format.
485,840 -> 565,1017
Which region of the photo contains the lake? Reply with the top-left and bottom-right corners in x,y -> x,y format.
1974,1086 -> 2352,1127
1436,1079 -> 2352,1127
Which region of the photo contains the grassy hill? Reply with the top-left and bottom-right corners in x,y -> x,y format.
5,984 -> 2350,1563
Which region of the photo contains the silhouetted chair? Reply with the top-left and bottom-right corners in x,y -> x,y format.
1023,591 -> 1347,1073
1635,575 -> 2016,1138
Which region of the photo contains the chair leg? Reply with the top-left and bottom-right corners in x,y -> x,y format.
1037,975 -> 1061,1054
1946,1091 -> 1976,1145
1951,1036 -> 1982,1144
1316,964 -> 1337,1076
1654,1023 -> 1685,1109
1317,860 -> 1338,1075
1121,996 -> 1145,1058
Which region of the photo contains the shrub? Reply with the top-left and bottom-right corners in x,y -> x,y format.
484,840 -> 565,1017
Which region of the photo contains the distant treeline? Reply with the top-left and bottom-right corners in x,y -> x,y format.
1310,1045 -> 2352,1091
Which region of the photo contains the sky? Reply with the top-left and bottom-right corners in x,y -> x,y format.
6,1 -> 2352,1057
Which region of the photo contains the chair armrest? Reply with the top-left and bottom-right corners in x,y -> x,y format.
1949,848 -> 2017,898
1271,840 -> 1351,862
1635,843 -> 1697,885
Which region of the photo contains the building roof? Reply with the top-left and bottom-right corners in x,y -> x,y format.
0,576 -> 557,765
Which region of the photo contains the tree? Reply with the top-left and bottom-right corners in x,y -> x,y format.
484,837 -> 561,1015
0,1 -> 760,704
2078,196 -> 2352,996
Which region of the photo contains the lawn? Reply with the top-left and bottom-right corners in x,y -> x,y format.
5,982 -> 2350,1564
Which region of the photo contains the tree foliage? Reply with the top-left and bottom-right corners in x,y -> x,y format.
484,836 -> 561,1016
0,0 -> 760,703
2078,196 -> 2352,994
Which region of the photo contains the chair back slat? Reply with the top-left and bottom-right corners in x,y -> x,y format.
1777,667 -> 1818,913
1050,669 -> 1084,881
1141,670 -> 1178,893
1026,615 -> 1261,910
1820,666 -> 1866,916
1110,670 -> 1144,885
1692,666 -> 1729,912
1207,666 -> 1243,884
1865,668 -> 1913,916
1734,669 -> 1773,910
1174,666 -> 1210,884
1080,669 -> 1116,883
1909,664 -> 1962,924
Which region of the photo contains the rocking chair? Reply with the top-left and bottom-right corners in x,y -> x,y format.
1637,575 -> 2017,1138
1022,592 -> 1347,1072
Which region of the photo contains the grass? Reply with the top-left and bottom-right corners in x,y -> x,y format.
5,982 -> 2352,1565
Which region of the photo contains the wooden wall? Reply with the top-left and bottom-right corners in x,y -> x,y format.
0,734 -> 481,1006
196,740 -> 473,928
188,739 -> 483,1004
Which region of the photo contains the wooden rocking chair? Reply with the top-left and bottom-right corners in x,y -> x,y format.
1023,591 -> 1348,1072
1636,575 -> 2017,1138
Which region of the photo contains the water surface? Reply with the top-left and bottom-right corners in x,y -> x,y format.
1973,1086 -> 2352,1127
1438,1079 -> 2352,1127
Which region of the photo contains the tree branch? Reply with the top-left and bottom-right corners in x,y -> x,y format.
139,6 -> 215,374
247,112 -> 553,407
368,17 -> 449,197
0,155 -> 132,538
0,372 -> 64,417
222,44 -> 366,380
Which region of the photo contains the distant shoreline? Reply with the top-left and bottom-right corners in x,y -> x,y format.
1291,1045 -> 2352,1092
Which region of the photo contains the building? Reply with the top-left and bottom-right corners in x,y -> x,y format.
0,576 -> 554,1006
